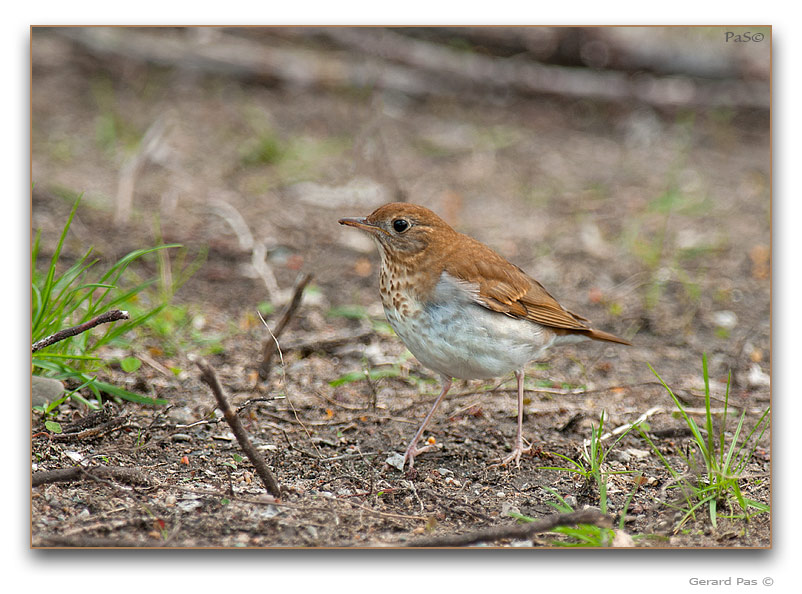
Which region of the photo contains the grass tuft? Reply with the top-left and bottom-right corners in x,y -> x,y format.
640,354 -> 770,531
31,195 -> 190,408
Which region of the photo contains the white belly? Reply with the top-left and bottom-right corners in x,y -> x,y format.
383,271 -> 583,380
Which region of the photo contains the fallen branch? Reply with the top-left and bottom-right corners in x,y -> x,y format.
193,355 -> 282,498
32,309 -> 130,352
281,329 -> 375,357
258,272 -> 313,379
35,535 -> 160,548
406,508 -> 612,547
50,417 -> 128,442
32,465 -> 152,488
54,27 -> 768,110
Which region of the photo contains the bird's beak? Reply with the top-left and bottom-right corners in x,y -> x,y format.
338,217 -> 381,234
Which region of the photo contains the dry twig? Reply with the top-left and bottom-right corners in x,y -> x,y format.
193,356 -> 282,498
258,272 -> 313,379
32,309 -> 130,352
32,465 -> 152,488
406,508 -> 612,547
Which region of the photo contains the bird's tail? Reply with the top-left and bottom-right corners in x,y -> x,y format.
586,328 -> 632,345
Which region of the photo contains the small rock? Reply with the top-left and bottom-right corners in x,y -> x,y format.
501,502 -> 520,516
624,447 -> 650,460
64,451 -> 84,463
712,310 -> 738,329
611,450 -> 631,464
31,376 -> 64,407
747,364 -> 770,387
177,498 -> 203,512
385,452 -> 405,471
612,530 -> 635,547
260,505 -> 281,519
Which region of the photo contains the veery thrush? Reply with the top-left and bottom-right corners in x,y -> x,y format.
339,202 -> 630,469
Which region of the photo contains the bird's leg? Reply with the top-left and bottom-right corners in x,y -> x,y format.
496,369 -> 532,467
403,376 -> 452,469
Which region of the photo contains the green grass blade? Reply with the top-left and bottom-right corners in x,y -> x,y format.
32,195 -> 82,331
702,353 -> 715,471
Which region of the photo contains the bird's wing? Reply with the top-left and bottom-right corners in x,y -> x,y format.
442,237 -> 591,332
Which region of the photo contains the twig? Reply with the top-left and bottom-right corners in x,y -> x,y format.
590,406 -> 663,446
35,535 -> 160,548
208,198 -> 255,251
50,417 -> 129,442
115,116 -> 169,225
406,509 -> 612,547
258,289 -> 324,460
258,272 -> 313,379
32,309 -> 130,352
281,329 -> 375,357
193,356 -> 282,498
32,465 -> 152,488
207,198 -> 280,302
138,351 -> 174,377
250,240 -> 281,303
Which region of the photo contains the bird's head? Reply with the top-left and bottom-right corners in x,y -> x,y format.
338,202 -> 456,261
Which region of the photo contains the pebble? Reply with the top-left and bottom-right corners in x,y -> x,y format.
31,376 -> 64,407
612,530 -> 635,547
747,363 -> 770,387
712,310 -> 738,329
385,452 -> 405,471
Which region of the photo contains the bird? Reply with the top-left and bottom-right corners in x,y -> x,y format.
338,202 -> 630,470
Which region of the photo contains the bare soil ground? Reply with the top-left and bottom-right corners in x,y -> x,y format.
30,28 -> 771,548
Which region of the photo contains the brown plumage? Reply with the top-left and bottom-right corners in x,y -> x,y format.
339,202 -> 630,469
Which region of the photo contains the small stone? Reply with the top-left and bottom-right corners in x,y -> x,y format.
501,502 -> 520,516
747,364 -> 770,387
385,452 -> 405,471
712,310 -> 738,329
624,447 -> 650,460
612,530 -> 635,547
31,376 -> 64,407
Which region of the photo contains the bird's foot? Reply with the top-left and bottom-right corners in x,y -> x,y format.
402,442 -> 435,471
491,440 -> 533,468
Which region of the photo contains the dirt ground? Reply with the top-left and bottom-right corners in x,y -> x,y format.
30,27 -> 771,548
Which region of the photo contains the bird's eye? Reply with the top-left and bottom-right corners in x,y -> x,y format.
392,219 -> 410,233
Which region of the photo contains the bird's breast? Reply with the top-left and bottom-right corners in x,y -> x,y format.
380,271 -> 555,380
